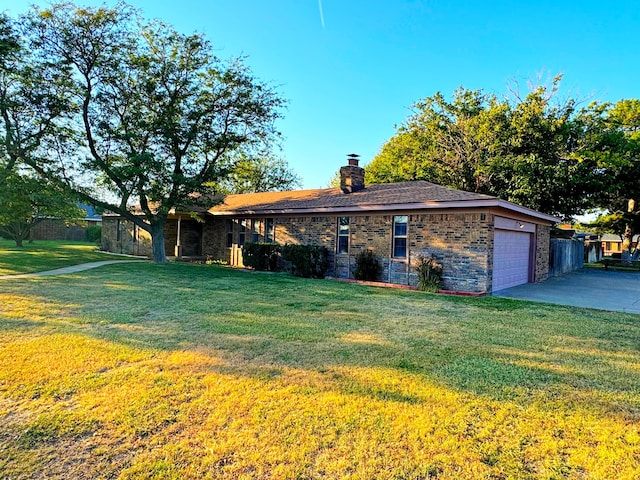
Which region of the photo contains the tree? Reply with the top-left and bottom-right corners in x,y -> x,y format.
0,13 -> 71,182
19,3 -> 283,262
216,154 -> 301,194
0,172 -> 84,246
585,99 -> 640,260
366,77 -> 605,219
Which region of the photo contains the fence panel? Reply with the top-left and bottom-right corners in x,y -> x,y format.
549,238 -> 584,277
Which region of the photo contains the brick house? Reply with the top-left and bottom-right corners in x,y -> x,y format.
102,159 -> 559,293
600,233 -> 639,257
31,204 -> 102,241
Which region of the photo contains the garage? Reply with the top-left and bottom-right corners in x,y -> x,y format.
492,217 -> 535,292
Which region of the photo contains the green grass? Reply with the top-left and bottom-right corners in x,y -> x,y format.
0,240 -> 139,275
0,262 -> 639,479
584,258 -> 640,273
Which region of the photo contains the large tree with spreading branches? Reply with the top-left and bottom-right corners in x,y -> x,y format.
7,3 -> 284,262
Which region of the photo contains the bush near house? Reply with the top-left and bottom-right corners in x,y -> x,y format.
281,244 -> 329,278
242,242 -> 281,271
353,249 -> 382,281
86,225 -> 102,243
415,254 -> 443,292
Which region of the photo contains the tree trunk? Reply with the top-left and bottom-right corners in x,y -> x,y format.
621,199 -> 636,266
150,219 -> 168,263
14,234 -> 24,247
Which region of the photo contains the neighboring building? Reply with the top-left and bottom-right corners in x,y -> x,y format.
31,204 -> 102,241
601,233 -> 639,256
102,158 -> 559,294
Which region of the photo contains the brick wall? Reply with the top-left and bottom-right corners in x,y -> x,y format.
101,217 -> 152,256
31,219 -> 92,241
408,213 -> 491,293
535,224 -> 551,282
203,212 -> 493,293
102,210 -> 550,295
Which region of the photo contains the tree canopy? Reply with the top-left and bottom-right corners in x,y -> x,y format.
0,172 -> 84,247
1,3 -> 285,261
367,78 -> 617,219
214,153 -> 301,194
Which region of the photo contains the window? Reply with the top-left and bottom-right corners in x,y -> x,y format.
605,242 -> 611,251
251,219 -> 261,243
238,219 -> 247,246
116,219 -> 121,242
225,219 -> 233,247
265,218 -> 274,243
337,216 -> 349,254
392,215 -> 408,258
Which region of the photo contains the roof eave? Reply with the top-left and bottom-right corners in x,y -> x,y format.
208,199 -> 561,223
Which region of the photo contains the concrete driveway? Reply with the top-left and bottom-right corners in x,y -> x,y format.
494,268 -> 640,314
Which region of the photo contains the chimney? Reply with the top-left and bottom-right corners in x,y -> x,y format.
340,153 -> 365,193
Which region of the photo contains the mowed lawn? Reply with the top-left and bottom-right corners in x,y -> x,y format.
0,240 -> 140,276
0,262 -> 639,479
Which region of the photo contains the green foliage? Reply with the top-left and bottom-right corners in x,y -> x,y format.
214,154 -> 301,194
242,242 -> 280,271
582,99 -> 640,256
414,255 -> 443,292
353,249 -> 382,281
4,3 -> 285,263
366,76 -> 615,219
281,244 -> 329,278
0,173 -> 84,247
85,225 -> 102,243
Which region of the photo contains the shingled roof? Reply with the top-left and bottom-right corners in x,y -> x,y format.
207,180 -> 559,223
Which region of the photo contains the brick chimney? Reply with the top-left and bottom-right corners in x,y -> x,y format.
340,154 -> 365,193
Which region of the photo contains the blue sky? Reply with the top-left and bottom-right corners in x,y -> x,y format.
5,1 -> 640,188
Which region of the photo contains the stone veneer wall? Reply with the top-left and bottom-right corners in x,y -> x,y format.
534,224 -> 551,283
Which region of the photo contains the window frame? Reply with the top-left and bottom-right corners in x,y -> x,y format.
265,218 -> 275,243
392,215 -> 408,258
225,219 -> 233,248
238,219 -> 247,246
250,219 -> 261,243
337,216 -> 349,254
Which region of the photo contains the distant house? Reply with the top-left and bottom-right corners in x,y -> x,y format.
102,158 -> 559,294
31,204 -> 102,241
601,233 -> 639,256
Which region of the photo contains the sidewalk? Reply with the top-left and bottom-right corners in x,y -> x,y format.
0,260 -> 146,280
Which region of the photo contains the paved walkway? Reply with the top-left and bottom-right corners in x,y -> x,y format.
495,268 -> 640,314
0,260 -> 146,280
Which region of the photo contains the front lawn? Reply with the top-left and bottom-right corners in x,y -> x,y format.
0,262 -> 638,479
0,240 -> 140,275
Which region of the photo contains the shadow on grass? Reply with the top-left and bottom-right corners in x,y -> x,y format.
2,261 -> 639,418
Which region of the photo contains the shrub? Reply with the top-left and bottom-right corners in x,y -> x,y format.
281,244 -> 329,278
353,249 -> 382,281
415,255 -> 443,292
242,242 -> 281,271
86,225 -> 102,243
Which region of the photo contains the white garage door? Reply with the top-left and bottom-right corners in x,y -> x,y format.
493,230 -> 531,291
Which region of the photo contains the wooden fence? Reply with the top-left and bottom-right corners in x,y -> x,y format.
549,238 -> 584,277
